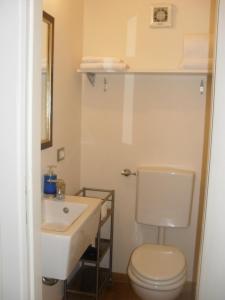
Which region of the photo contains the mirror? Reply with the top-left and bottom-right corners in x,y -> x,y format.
41,11 -> 54,150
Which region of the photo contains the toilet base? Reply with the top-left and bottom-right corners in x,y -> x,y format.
130,281 -> 184,300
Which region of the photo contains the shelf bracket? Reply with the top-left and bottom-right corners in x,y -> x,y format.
87,72 -> 96,87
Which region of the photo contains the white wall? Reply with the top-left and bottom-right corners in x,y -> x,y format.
81,74 -> 209,280
41,1 -> 83,299
83,0 -> 215,70
42,0 -> 83,194
81,0 -> 214,281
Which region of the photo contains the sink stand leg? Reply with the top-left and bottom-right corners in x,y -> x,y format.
63,280 -> 68,300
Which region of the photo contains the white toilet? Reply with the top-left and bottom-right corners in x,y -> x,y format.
128,167 -> 194,300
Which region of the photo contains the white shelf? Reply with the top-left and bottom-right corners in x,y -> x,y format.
77,68 -> 211,75
77,68 -> 211,87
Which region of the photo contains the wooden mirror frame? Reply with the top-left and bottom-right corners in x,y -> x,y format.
41,11 -> 54,150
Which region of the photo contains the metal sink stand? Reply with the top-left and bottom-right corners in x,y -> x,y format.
64,187 -> 115,300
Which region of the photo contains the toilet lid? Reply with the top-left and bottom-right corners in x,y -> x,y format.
130,244 -> 186,282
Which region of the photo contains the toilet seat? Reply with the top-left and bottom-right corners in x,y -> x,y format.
130,244 -> 186,282
129,261 -> 186,286
128,266 -> 186,291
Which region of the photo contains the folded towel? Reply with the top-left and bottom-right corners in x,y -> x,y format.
80,62 -> 129,71
82,56 -> 123,63
183,34 -> 211,60
180,34 -> 212,70
180,59 -> 213,70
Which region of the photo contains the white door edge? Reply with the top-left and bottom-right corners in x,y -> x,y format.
25,0 -> 42,299
196,0 -> 225,299
0,0 -> 42,299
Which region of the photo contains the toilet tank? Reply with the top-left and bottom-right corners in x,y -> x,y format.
136,167 -> 194,227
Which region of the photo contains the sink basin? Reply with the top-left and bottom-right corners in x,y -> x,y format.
42,199 -> 88,231
41,195 -> 102,280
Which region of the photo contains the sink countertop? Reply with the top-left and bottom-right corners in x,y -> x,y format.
41,195 -> 102,280
42,195 -> 102,236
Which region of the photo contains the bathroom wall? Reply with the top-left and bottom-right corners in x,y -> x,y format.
81,74 -> 209,281
41,0 -> 83,195
83,0 -> 215,69
42,0 -> 83,299
81,0 -> 215,281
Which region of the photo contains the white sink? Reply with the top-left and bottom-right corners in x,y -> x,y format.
42,199 -> 88,232
41,195 -> 102,280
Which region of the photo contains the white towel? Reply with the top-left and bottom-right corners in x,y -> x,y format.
180,34 -> 212,70
80,62 -> 129,71
82,56 -> 123,63
184,34 -> 210,59
181,58 -> 213,70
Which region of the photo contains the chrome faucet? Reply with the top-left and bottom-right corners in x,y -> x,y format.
56,179 -> 66,200
47,178 -> 66,200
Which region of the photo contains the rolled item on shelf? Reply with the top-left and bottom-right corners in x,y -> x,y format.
80,62 -> 129,71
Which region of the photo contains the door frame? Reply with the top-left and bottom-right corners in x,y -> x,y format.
0,1 -> 42,299
26,0 -> 43,299
196,0 -> 225,299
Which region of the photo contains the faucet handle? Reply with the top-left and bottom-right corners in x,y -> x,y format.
56,179 -> 66,200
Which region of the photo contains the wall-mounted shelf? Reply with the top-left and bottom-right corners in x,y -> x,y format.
77,68 -> 211,87
77,68 -> 211,75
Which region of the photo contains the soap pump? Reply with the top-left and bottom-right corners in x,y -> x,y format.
44,165 -> 57,197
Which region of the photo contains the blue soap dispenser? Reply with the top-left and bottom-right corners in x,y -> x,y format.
44,165 -> 57,197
